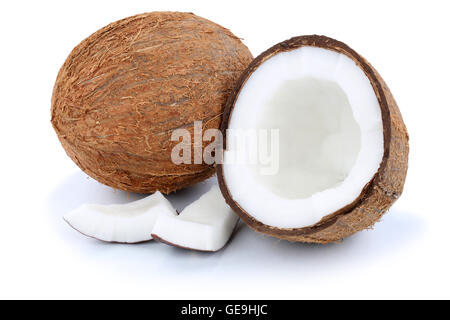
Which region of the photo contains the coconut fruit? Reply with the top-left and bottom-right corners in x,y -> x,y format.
64,191 -> 177,243
51,12 -> 253,194
152,185 -> 239,252
65,185 -> 239,250
217,35 -> 409,244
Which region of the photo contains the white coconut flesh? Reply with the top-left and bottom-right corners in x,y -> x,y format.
151,186 -> 239,252
64,192 -> 177,243
223,46 -> 384,229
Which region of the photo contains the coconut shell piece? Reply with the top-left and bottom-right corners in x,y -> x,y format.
217,35 -> 409,244
51,12 -> 253,193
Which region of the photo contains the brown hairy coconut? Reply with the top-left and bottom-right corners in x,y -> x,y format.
217,35 -> 409,244
51,12 -> 253,193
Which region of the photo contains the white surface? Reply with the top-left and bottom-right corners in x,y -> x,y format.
224,47 -> 384,228
64,191 -> 177,243
152,186 -> 239,252
0,0 -> 448,299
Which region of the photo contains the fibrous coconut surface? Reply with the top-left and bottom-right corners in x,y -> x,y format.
51,12 -> 253,193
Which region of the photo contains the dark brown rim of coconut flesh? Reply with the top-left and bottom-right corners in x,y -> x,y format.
216,35 -> 392,238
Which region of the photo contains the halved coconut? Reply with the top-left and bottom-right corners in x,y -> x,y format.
64,191 -> 177,243
151,186 -> 239,252
217,35 -> 409,244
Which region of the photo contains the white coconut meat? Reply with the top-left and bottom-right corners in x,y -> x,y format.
223,46 -> 384,229
151,186 -> 239,252
64,192 -> 177,243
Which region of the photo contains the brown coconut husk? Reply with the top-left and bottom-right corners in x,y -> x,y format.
51,12 -> 253,194
217,35 -> 409,244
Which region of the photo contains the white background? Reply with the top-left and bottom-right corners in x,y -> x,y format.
0,0 -> 448,299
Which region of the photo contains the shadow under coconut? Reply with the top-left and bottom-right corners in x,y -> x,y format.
157,208 -> 425,280
46,171 -> 425,281
218,208 -> 426,275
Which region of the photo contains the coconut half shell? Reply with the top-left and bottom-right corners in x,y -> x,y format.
217,35 -> 409,243
51,12 -> 253,193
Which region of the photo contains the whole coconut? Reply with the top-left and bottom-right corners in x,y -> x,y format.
51,12 -> 253,193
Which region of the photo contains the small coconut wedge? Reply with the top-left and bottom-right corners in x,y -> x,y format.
217,35 -> 409,244
151,186 -> 239,252
64,192 -> 177,243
